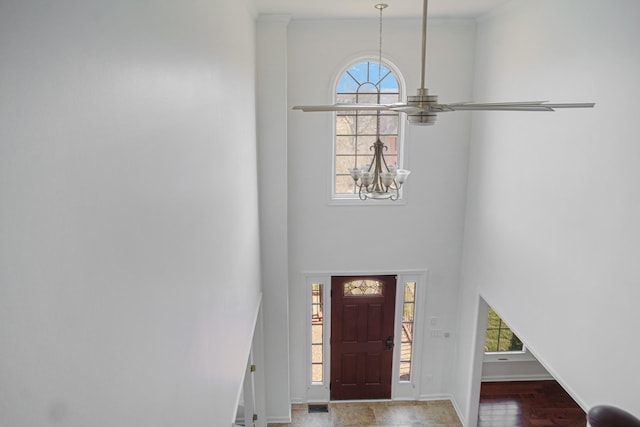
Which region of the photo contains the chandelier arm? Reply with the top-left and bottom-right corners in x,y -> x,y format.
359,186 -> 366,200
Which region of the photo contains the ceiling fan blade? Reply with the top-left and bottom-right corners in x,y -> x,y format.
388,105 -> 425,114
441,101 -> 595,112
292,0 -> 595,125
534,103 -> 596,109
292,104 -> 391,112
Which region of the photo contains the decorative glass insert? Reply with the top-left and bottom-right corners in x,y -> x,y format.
334,61 -> 401,196
311,283 -> 324,383
343,279 -> 384,296
485,307 -> 524,353
400,281 -> 416,381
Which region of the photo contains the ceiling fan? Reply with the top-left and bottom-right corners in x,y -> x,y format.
293,0 -> 595,125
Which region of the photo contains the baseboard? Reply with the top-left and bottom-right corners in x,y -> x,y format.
481,374 -> 554,382
266,416 -> 292,424
417,393 -> 454,401
449,397 -> 467,427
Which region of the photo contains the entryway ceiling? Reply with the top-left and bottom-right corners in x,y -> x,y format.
256,0 -> 511,19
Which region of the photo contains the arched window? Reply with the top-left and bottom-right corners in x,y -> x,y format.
333,59 -> 404,199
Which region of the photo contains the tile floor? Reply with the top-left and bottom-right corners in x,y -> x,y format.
267,400 -> 463,427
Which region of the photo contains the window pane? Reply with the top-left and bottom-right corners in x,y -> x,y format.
383,155 -> 398,169
359,82 -> 378,93
401,341 -> 412,359
378,71 -> 398,89
402,321 -> 414,336
356,93 -> 378,104
380,93 -> 400,104
485,329 -> 499,352
356,115 -> 378,135
336,116 -> 356,135
345,62 -> 370,84
312,364 -> 323,383
509,334 -> 524,351
336,136 -> 356,155
404,281 -> 415,303
336,175 -> 356,194
311,344 -> 323,363
311,324 -> 323,344
356,136 -> 376,156
337,93 -> 358,104
486,307 -> 502,329
337,73 -> 359,93
379,115 -> 399,134
336,155 -> 357,175
400,362 -> 411,381
498,330 -> 513,351
380,136 -> 397,154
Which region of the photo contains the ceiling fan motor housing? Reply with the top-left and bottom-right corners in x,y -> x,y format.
407,88 -> 438,125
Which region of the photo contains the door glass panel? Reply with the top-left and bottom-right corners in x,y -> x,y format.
343,280 -> 383,296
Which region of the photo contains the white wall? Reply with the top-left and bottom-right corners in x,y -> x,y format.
455,0 -> 640,423
0,1 -> 262,426
286,18 -> 475,403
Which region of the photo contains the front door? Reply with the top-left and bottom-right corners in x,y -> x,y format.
330,275 -> 396,400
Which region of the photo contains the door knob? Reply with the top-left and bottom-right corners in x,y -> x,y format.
385,336 -> 394,350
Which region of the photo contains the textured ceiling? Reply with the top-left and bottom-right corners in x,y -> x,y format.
255,0 -> 511,19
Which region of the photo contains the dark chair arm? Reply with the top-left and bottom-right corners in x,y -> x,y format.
588,405 -> 640,427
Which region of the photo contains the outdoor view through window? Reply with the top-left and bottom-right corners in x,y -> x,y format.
334,61 -> 401,197
485,307 -> 524,352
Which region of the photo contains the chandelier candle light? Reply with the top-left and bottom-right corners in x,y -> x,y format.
348,3 -> 410,201
348,145 -> 410,201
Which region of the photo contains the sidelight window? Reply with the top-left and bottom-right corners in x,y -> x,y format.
399,281 -> 416,381
311,283 -> 324,383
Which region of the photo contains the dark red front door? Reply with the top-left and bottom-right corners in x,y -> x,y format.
330,275 -> 396,400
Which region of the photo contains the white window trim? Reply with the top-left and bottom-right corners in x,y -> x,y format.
484,346 -> 540,363
392,272 -> 427,400
328,55 -> 408,205
306,274 -> 331,403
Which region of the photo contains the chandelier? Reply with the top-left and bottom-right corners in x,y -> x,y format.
347,4 -> 410,201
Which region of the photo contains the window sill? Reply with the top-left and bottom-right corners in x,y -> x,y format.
328,197 -> 407,207
483,352 -> 537,363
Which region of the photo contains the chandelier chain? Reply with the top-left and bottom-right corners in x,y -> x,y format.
378,4 -> 383,81
375,4 -> 387,139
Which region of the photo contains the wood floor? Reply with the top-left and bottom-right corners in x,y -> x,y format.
479,380 -> 586,427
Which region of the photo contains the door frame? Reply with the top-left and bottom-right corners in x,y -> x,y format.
305,270 -> 428,402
